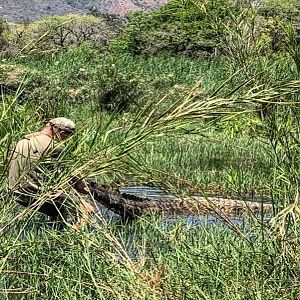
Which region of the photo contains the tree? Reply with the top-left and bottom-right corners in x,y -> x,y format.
6,14 -> 123,53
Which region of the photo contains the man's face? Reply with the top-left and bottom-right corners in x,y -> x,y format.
52,127 -> 73,140
58,130 -> 73,140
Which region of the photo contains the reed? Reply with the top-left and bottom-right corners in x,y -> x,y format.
1,8 -> 300,299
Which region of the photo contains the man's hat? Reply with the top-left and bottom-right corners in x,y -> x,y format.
49,117 -> 76,133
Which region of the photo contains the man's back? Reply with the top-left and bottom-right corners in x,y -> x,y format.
8,132 -> 54,191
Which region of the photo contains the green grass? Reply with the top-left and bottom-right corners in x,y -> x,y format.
2,44 -> 297,121
0,214 -> 299,300
132,133 -> 271,197
1,40 -> 300,300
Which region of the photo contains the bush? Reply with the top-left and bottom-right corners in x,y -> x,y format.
0,63 -> 46,98
65,59 -> 145,112
110,0 -> 300,60
258,0 -> 300,20
257,0 -> 300,54
0,47 -> 147,114
0,19 -> 8,51
110,0 -> 246,58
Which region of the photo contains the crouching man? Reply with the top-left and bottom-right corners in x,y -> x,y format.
8,117 -> 94,229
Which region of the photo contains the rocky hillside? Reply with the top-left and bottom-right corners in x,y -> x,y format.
0,0 -> 168,22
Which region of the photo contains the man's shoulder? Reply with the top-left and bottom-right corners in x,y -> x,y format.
24,132 -> 47,139
26,132 -> 52,144
14,137 -> 30,150
22,132 -> 53,153
14,132 -> 43,147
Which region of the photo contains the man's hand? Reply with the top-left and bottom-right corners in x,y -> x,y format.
72,200 -> 95,230
80,200 -> 95,214
70,177 -> 89,194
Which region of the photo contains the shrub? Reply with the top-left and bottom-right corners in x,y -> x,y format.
110,0 -> 300,60
257,0 -> 300,54
111,0 -> 237,57
81,62 -> 145,113
0,48 -> 147,114
0,19 -> 8,51
110,0 -> 246,58
258,0 -> 300,20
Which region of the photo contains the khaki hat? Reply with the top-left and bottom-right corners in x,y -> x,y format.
49,117 -> 76,133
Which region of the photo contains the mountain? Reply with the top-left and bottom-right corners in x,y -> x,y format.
0,0 -> 168,22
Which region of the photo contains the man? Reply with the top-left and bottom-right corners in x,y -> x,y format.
8,117 -> 94,229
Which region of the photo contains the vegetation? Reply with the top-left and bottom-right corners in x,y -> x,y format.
1,0 -> 300,299
2,14 -> 125,55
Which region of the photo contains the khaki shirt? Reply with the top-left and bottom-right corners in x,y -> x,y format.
8,132 -> 55,191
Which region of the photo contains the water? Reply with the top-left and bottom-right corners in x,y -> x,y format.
120,186 -> 178,200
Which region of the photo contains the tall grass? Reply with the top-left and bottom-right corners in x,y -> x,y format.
2,216 -> 300,300
2,13 -> 300,299
1,65 -> 300,299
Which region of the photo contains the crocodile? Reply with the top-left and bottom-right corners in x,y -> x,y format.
88,182 -> 272,220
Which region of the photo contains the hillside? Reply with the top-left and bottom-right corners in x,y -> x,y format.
0,0 -> 168,22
